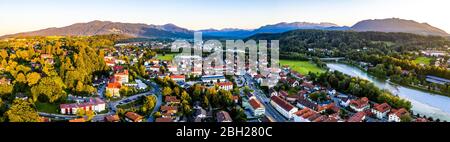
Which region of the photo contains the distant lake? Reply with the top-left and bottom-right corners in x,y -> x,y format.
327,63 -> 450,122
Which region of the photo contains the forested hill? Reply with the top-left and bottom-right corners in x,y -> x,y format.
249,30 -> 450,54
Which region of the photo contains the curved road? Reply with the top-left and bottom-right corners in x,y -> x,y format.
40,79 -> 163,122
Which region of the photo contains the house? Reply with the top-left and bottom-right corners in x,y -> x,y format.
115,59 -> 126,64
60,98 -> 106,115
349,97 -> 370,112
201,75 -> 226,84
291,71 -> 304,80
146,59 -> 160,65
156,117 -> 173,122
248,98 -> 265,117
269,89 -> 278,96
167,65 -> 178,73
301,82 -> 314,90
270,95 -> 298,119
125,112 -> 143,122
114,70 -> 129,84
149,65 -> 160,72
328,89 -> 336,96
279,72 -> 287,80
194,108 -> 207,121
104,115 -> 120,122
216,111 -> 233,122
0,77 -> 11,85
216,82 -> 233,91
347,112 -> 366,122
170,75 -> 186,82
388,108 -> 409,122
287,78 -> 299,87
294,108 -> 320,122
318,103 -> 340,114
40,54 -> 54,64
69,118 -> 86,122
161,106 -> 178,115
165,96 -> 180,104
371,103 -> 391,119
415,118 -> 429,122
279,91 -> 288,98
338,96 -> 351,107
296,95 -> 319,111
106,82 -> 121,97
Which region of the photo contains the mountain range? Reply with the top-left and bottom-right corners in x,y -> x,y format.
1,18 -> 448,39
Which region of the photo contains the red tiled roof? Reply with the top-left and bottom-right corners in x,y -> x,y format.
107,82 -> 121,89
348,112 -> 366,122
216,111 -> 232,122
165,96 -> 180,103
155,117 -> 173,122
390,108 -> 409,118
125,112 -> 143,122
216,82 -> 233,86
279,91 -> 288,97
373,103 -> 391,113
160,106 -> 178,112
249,98 -> 263,109
69,118 -> 86,122
270,95 -> 295,111
170,75 -> 185,79
105,115 -> 120,122
350,97 -> 369,109
301,82 -> 314,88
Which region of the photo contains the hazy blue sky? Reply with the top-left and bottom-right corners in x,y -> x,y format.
1,0 -> 449,35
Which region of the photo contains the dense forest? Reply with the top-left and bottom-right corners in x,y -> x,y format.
0,35 -> 123,122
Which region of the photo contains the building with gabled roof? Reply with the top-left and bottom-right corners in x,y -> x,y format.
270,95 -> 298,119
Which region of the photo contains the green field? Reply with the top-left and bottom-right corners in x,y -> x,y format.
280,60 -> 325,75
157,53 -> 177,61
413,57 -> 432,65
36,102 -> 59,114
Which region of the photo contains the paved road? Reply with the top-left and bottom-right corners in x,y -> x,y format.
243,74 -> 287,122
40,79 -> 163,122
143,80 -> 163,122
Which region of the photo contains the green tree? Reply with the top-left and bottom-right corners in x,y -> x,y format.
76,81 -> 84,92
26,72 -> 41,86
162,87 -> 172,96
15,73 -> 27,84
0,84 -> 13,97
31,76 -> 66,103
142,95 -> 156,114
5,99 -> 41,122
400,114 -> 413,122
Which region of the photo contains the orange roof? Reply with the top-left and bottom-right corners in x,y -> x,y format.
373,103 -> 391,113
390,108 -> 409,118
170,75 -> 185,79
155,118 -> 173,122
216,82 -> 233,87
105,115 -> 120,122
165,96 -> 180,103
249,98 -> 263,109
69,118 -> 86,122
350,97 -> 369,109
107,82 -> 121,89
125,112 -> 143,122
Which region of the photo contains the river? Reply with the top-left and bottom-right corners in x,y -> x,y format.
326,63 -> 450,122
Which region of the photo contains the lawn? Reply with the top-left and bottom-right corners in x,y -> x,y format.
157,53 -> 177,61
36,102 -> 59,114
413,57 -> 432,65
280,60 -> 325,75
